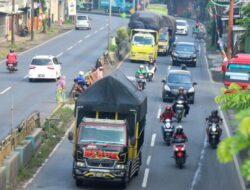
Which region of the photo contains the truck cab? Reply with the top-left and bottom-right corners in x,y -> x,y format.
222,54 -> 250,88
130,29 -> 159,62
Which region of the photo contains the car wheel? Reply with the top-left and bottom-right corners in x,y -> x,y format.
172,60 -> 177,66
29,78 -> 33,82
192,62 -> 197,67
75,27 -> 78,30
190,95 -> 195,104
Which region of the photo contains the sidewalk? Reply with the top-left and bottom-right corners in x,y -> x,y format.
0,23 -> 74,60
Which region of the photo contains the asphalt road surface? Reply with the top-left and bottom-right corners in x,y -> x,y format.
19,17 -> 242,190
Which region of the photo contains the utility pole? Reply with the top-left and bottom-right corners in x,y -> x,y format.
227,0 -> 234,59
108,0 -> 111,52
11,0 -> 15,45
31,0 -> 34,40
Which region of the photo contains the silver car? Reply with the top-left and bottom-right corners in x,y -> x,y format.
75,14 -> 91,30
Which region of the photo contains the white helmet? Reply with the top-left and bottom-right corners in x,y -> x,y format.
79,71 -> 84,76
176,125 -> 183,133
140,65 -> 144,69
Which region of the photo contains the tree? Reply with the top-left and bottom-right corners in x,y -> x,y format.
215,83 -> 250,181
238,3 -> 250,37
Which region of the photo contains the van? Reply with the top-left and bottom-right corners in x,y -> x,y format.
75,14 -> 91,30
222,53 -> 250,88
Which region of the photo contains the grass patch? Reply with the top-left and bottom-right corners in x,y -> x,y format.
16,104 -> 74,187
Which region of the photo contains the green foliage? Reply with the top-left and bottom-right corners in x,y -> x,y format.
238,3 -> 250,37
115,27 -> 129,46
108,44 -> 117,52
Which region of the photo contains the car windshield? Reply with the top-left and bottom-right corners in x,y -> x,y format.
227,63 -> 250,73
31,58 -> 51,66
77,16 -> 87,20
79,125 -> 126,145
177,21 -> 187,26
160,33 -> 168,41
133,36 -> 154,45
168,73 -> 192,84
176,44 -> 195,52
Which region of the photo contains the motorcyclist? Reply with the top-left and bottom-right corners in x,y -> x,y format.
172,87 -> 190,117
6,49 -> 18,70
160,105 -> 175,122
206,110 -> 223,137
172,125 -> 188,143
135,65 -> 147,79
74,71 -> 89,90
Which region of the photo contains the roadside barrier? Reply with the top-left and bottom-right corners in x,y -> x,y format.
0,111 -> 40,165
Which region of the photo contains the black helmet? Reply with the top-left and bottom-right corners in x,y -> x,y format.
212,110 -> 218,116
181,64 -> 187,70
10,49 -> 14,53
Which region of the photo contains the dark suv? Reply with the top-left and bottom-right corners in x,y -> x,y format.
171,42 -> 198,67
161,69 -> 197,104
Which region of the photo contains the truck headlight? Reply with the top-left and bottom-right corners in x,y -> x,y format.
115,164 -> 125,169
164,85 -> 170,91
188,87 -> 194,93
76,162 -> 86,167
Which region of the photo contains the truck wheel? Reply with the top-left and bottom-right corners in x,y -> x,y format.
121,163 -> 131,188
75,179 -> 83,187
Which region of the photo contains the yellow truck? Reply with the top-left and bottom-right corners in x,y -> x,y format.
129,28 -> 159,62
158,27 -> 170,56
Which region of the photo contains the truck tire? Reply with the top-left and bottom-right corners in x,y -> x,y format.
121,163 -> 131,188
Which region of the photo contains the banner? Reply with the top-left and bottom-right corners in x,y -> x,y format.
68,0 -> 76,15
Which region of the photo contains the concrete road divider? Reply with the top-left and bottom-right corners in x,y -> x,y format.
15,140 -> 33,167
26,128 -> 43,153
0,166 -> 7,190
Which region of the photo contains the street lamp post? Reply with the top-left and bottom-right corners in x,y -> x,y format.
227,0 -> 234,59
11,0 -> 15,45
108,0 -> 112,52
31,0 -> 34,40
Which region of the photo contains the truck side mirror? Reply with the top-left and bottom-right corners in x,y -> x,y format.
130,137 -> 135,145
68,131 -> 74,141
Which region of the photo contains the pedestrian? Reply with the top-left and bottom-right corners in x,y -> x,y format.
56,75 -> 66,103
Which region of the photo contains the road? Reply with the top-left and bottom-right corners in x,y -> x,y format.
21,16 -> 242,190
0,15 -> 128,140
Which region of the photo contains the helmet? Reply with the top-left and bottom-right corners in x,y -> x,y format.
10,49 -> 14,53
179,87 -> 185,93
165,105 -> 172,112
176,125 -> 183,133
139,65 -> 144,69
212,110 -> 218,117
79,71 -> 84,76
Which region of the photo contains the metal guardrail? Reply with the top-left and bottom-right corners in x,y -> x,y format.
0,111 -> 40,165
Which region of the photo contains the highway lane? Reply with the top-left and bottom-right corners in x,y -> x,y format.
0,15 -> 128,140
23,19 -> 242,190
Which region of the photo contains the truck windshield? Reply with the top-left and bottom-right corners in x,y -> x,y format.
133,36 -> 154,45
79,125 -> 126,145
228,63 -> 250,72
160,33 -> 168,41
168,74 -> 192,84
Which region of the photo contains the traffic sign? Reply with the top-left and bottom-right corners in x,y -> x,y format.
210,0 -> 241,6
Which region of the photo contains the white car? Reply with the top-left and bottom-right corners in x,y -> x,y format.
28,55 -> 62,82
75,14 -> 91,30
176,20 -> 189,35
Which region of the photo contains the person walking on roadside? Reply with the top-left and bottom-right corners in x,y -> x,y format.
56,75 -> 66,103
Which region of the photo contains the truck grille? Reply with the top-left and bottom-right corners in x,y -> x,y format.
86,159 -> 115,168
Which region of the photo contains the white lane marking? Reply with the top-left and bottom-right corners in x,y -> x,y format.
57,52 -> 63,57
190,135 -> 207,190
150,133 -> 156,147
78,40 -> 82,43
157,105 -> 161,119
67,46 -> 73,51
142,168 -> 150,188
168,65 -> 171,70
22,122 -> 75,189
84,34 -> 91,39
94,30 -> 98,34
146,155 -> 151,166
24,74 -> 29,79
100,27 -> 104,30
0,86 -> 12,95
219,107 -> 247,190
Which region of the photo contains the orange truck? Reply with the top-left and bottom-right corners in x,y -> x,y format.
221,53 -> 250,88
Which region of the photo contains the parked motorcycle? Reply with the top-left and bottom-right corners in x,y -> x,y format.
174,99 -> 185,123
161,119 -> 175,146
173,139 -> 187,169
207,122 -> 221,149
136,74 -> 146,91
146,64 -> 156,82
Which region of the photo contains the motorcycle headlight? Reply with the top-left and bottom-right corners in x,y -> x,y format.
115,164 -> 125,169
76,162 -> 86,167
212,127 -> 217,132
164,85 -> 170,91
188,87 -> 194,93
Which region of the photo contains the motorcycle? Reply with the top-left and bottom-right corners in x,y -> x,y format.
72,80 -> 85,99
6,62 -> 17,73
136,74 -> 146,91
173,139 -> 187,169
146,64 -> 156,82
207,122 -> 221,149
161,119 -> 175,146
174,99 -> 185,123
